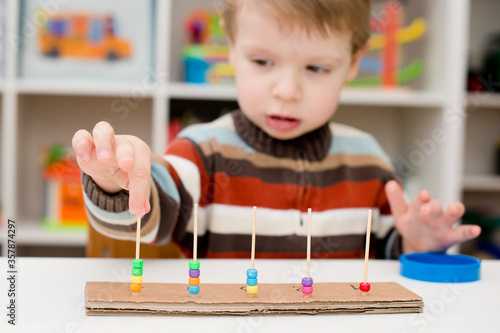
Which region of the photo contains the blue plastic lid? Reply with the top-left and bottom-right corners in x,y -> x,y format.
399,252 -> 481,283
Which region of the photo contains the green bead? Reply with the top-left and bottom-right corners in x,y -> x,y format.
132,259 -> 143,269
132,268 -> 143,276
189,260 -> 200,270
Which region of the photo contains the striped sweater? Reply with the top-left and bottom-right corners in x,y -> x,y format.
83,110 -> 402,259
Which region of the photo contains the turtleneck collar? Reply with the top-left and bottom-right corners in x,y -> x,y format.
233,110 -> 332,162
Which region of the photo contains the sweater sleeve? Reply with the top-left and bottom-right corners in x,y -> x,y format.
82,137 -> 210,247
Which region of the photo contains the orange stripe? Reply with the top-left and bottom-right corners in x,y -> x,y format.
209,176 -> 386,211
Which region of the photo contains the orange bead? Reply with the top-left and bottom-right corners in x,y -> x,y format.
130,283 -> 142,293
189,277 -> 200,286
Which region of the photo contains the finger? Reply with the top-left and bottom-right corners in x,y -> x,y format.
446,224 -> 482,246
446,201 -> 465,221
412,189 -> 431,213
72,129 -> 93,162
115,140 -> 135,172
385,180 -> 408,219
128,143 -> 151,215
420,199 -> 443,218
92,121 -> 115,162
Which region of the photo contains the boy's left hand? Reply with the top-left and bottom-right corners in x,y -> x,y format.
385,180 -> 481,253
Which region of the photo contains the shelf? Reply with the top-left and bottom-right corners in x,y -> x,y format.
463,175 -> 500,192
467,92 -> 500,109
340,89 -> 444,107
16,219 -> 87,247
169,82 -> 445,107
168,82 -> 237,100
16,80 -> 156,98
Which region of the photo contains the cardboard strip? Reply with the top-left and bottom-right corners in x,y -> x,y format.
85,282 -> 423,316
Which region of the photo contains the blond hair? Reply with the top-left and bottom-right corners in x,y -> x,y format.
220,0 -> 371,55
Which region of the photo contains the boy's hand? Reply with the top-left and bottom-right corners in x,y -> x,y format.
71,121 -> 151,216
385,180 -> 481,253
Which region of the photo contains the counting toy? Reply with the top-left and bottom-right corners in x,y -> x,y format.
360,209 -> 373,293
302,208 -> 313,295
188,204 -> 200,295
246,206 -> 258,295
85,206 -> 423,316
130,215 -> 143,293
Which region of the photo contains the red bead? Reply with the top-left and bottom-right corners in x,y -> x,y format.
359,282 -> 371,292
302,286 -> 313,295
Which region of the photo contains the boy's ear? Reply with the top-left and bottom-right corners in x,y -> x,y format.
345,39 -> 371,82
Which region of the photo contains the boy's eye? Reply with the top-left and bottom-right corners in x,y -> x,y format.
253,59 -> 273,66
306,65 -> 329,73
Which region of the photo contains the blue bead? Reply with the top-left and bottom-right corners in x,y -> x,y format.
302,277 -> 313,287
247,269 -> 258,278
246,277 -> 258,286
188,285 -> 200,294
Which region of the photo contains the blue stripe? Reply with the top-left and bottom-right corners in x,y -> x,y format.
179,124 -> 255,153
330,136 -> 391,163
151,161 -> 180,203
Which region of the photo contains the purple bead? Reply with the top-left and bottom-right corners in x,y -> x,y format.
189,269 -> 200,278
302,277 -> 313,287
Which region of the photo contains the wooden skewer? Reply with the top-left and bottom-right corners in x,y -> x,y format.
251,206 -> 257,270
193,204 -> 198,262
363,209 -> 373,284
135,215 -> 142,260
306,208 -> 312,278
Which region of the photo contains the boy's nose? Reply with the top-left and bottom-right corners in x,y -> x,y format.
271,71 -> 302,102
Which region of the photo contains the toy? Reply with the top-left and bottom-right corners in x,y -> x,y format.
301,208 -> 313,295
42,144 -> 87,229
130,215 -> 143,293
188,204 -> 201,295
359,210 -> 372,293
182,9 -> 234,84
38,11 -> 132,60
85,206 -> 423,316
350,1 -> 426,88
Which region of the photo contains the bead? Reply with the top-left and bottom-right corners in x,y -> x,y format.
302,277 -> 313,287
130,283 -> 141,293
302,286 -> 313,295
246,285 -> 258,294
189,269 -> 200,278
246,277 -> 258,286
247,269 -> 258,278
188,285 -> 200,294
132,268 -> 143,276
189,260 -> 200,270
132,259 -> 143,269
360,282 -> 371,292
131,275 -> 143,284
189,277 -> 200,286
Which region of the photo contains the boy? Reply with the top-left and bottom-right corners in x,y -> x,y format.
72,0 -> 480,258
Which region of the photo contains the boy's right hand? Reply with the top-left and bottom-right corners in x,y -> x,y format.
71,121 -> 151,216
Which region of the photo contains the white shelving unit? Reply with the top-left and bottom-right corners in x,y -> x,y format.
2,0 -> 497,257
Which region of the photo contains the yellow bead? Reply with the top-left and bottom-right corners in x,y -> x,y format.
131,275 -> 143,284
189,277 -> 200,286
130,283 -> 141,293
246,285 -> 258,294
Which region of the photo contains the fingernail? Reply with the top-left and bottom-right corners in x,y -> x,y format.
81,153 -> 90,161
131,207 -> 141,215
98,150 -> 110,159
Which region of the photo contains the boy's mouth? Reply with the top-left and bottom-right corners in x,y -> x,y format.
265,115 -> 301,132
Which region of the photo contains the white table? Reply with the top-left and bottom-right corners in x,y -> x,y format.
1,258 -> 498,333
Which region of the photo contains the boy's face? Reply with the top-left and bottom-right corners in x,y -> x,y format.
228,3 -> 366,140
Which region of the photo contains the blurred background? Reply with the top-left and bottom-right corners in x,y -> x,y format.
0,0 -> 499,259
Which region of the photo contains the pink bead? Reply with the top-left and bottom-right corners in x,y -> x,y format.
302,286 -> 313,294
359,282 -> 371,292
